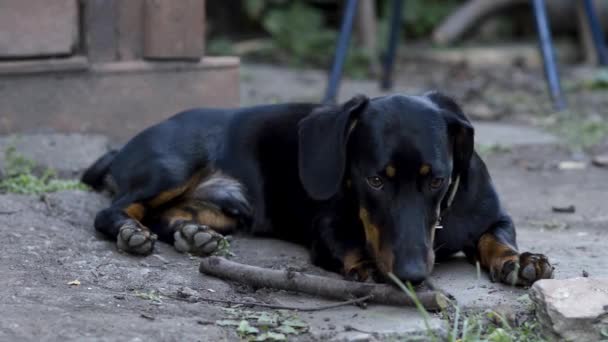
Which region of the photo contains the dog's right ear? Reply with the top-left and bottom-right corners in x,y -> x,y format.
298,95 -> 369,201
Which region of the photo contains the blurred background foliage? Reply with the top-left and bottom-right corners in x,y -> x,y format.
206,0 -> 466,77
206,0 -> 597,79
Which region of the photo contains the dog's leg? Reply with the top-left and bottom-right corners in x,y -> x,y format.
146,199 -> 236,256
94,198 -> 157,255
474,217 -> 553,286
142,171 -> 250,255
94,172 -> 206,255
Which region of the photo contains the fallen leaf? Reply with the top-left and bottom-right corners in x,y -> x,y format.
67,280 -> 80,286
282,318 -> 308,329
257,312 -> 278,327
237,320 -> 259,335
255,332 -> 286,341
276,325 -> 298,335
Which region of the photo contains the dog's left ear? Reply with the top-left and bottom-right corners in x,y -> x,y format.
298,95 -> 369,200
425,91 -> 475,188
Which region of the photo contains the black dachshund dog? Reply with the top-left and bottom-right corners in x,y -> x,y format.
82,91 -> 553,286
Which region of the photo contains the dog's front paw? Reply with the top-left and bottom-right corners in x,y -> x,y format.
499,252 -> 554,287
173,223 -> 224,256
116,221 -> 157,255
342,250 -> 373,282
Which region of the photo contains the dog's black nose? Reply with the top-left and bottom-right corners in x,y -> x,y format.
394,266 -> 427,286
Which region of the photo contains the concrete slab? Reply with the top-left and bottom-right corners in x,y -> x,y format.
0,57 -> 239,142
473,122 -> 558,147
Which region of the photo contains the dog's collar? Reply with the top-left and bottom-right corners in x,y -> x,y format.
435,175 -> 460,230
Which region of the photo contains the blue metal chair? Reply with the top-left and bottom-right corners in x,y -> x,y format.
323,0 -> 608,111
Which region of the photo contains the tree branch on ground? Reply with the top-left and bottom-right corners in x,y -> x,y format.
199,256 -> 448,311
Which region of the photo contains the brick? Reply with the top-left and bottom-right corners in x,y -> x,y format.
85,0 -> 118,62
143,0 -> 205,59
117,0 -> 145,61
0,0 -> 78,57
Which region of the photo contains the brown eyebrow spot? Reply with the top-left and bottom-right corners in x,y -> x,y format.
385,164 -> 396,178
419,164 -> 431,176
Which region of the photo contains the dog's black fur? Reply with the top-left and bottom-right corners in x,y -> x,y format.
83,92 -> 553,286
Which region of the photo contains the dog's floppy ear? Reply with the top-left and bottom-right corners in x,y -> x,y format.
425,91 -> 475,188
298,95 -> 369,200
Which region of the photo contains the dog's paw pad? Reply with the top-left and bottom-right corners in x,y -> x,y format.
173,223 -> 223,256
116,222 -> 156,255
517,252 -> 554,285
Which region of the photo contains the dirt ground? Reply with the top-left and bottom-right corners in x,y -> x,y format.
1,61 -> 607,341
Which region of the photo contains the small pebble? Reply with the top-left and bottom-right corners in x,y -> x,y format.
140,313 -> 155,320
552,205 -> 576,213
558,161 -> 586,170
177,286 -> 197,298
592,154 -> 608,167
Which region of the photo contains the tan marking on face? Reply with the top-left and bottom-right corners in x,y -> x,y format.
346,179 -> 352,189
376,245 -> 395,274
359,207 -> 395,274
359,208 -> 380,254
124,203 -> 146,221
419,164 -> 431,176
386,164 -> 396,178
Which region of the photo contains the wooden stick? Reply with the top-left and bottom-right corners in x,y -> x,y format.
199,257 -> 447,311
166,293 -> 374,312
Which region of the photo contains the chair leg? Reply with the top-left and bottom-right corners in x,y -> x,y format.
583,0 -> 608,65
531,0 -> 566,111
380,0 -> 404,90
323,0 -> 359,104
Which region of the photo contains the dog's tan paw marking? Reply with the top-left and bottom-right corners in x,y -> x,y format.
116,221 -> 157,255
173,223 -> 223,255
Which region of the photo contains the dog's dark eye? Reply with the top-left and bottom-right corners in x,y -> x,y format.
366,176 -> 384,189
430,177 -> 444,189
